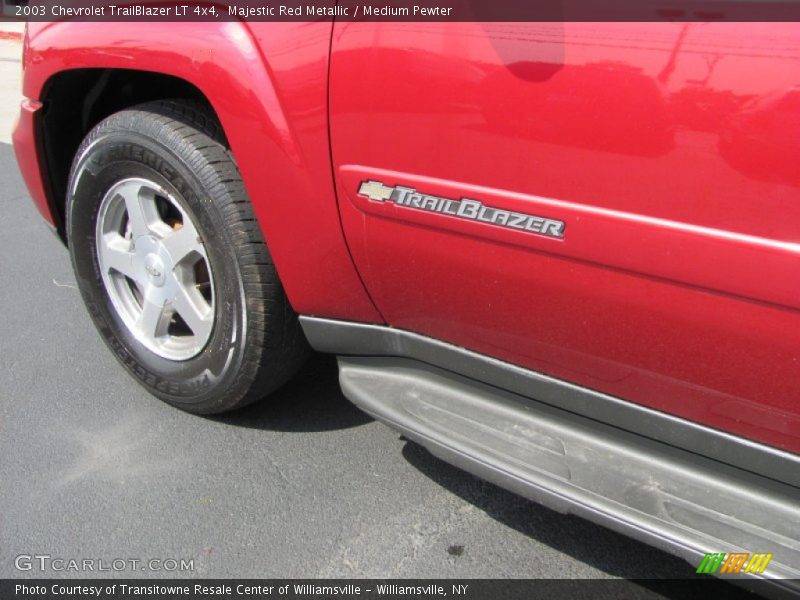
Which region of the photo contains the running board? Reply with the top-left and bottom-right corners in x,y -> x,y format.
338,356 -> 800,589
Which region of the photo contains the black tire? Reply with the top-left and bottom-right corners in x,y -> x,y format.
66,99 -> 308,414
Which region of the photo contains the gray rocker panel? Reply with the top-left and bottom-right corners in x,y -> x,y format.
299,316 -> 800,490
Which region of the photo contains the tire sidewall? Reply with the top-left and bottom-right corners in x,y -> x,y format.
67,128 -> 248,410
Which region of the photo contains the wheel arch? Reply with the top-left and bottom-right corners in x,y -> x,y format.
39,68 -> 213,240
22,21 -> 383,322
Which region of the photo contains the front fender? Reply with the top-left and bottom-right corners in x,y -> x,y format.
22,20 -> 382,323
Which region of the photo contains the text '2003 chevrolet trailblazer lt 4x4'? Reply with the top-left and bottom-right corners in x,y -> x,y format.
12,7 -> 800,590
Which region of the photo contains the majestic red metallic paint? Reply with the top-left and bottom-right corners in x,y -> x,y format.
15,21 -> 382,324
12,99 -> 52,226
13,21 -> 800,454
329,22 -> 800,453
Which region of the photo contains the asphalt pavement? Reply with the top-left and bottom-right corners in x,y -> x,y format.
0,36 -> 735,593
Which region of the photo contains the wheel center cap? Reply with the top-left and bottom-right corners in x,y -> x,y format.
143,253 -> 166,287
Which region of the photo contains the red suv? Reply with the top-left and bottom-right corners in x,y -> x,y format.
13,19 -> 800,587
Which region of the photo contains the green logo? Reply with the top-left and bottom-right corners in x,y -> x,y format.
696,552 -> 772,574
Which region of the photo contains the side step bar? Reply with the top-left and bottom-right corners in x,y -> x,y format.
338,356 -> 800,589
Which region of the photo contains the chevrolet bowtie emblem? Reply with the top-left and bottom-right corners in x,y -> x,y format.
358,180 -> 394,202
357,180 -> 565,239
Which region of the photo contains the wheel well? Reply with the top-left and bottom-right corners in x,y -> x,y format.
38,69 -> 213,241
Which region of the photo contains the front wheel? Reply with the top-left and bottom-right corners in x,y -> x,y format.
66,100 -> 308,414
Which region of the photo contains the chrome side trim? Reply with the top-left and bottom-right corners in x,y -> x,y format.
299,316 -> 800,489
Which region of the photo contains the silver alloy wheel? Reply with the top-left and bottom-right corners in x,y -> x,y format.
95,178 -> 215,361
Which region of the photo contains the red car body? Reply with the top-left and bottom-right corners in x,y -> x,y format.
13,18 -> 800,584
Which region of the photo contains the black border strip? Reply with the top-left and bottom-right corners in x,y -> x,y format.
0,578 -> 783,599
8,0 -> 800,22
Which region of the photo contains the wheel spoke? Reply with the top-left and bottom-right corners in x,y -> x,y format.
98,234 -> 140,282
117,181 -> 157,238
171,284 -> 213,341
137,297 -> 170,340
160,218 -> 202,264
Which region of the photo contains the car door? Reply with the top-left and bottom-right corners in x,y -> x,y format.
328,21 -> 800,453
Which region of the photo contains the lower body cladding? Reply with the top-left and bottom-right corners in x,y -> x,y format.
299,317 -> 800,592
